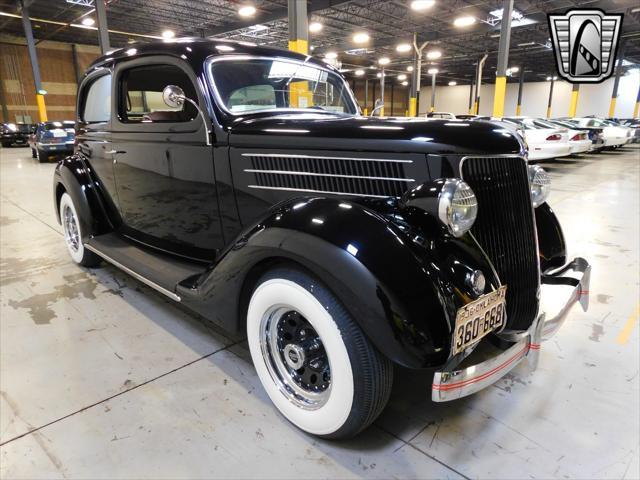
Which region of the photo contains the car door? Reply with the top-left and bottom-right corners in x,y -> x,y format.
111,56 -> 223,261
76,71 -> 121,223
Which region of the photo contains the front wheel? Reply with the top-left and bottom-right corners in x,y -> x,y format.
247,267 -> 393,439
59,193 -> 101,267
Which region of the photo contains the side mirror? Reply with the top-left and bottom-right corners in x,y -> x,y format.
161,85 -> 211,146
370,98 -> 384,117
162,85 -> 186,109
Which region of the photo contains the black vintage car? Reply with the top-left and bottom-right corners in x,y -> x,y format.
53,39 -> 590,439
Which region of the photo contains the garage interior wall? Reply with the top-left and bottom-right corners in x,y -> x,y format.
352,80 -> 410,116
419,71 -> 640,118
0,37 -> 100,123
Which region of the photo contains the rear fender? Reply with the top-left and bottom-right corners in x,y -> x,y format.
53,154 -> 112,237
182,197 -> 500,369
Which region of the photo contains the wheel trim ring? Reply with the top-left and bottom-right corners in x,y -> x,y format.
259,305 -> 332,411
62,204 -> 80,253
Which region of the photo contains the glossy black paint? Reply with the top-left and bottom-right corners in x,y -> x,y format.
535,202 -> 567,273
53,38 -> 562,370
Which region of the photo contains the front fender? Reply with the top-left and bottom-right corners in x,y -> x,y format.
183,197 -> 500,369
53,154 -> 112,237
536,202 -> 567,273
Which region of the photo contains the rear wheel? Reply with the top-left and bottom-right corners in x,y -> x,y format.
59,193 -> 101,267
247,267 -> 392,439
36,148 -> 47,162
1,142 -> 10,148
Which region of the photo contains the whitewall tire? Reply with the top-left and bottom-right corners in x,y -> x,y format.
59,193 -> 101,267
247,267 -> 392,439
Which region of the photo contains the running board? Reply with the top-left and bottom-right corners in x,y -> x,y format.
85,233 -> 206,302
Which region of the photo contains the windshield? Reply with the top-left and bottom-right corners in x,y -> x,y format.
209,57 -> 357,115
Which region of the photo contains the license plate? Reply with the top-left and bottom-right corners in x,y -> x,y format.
49,146 -> 57,150
452,285 -> 507,355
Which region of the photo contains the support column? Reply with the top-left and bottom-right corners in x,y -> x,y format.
95,0 -> 110,55
364,78 -> 369,116
608,52 -> 624,118
71,44 -> 81,85
20,1 -> 47,122
546,77 -> 555,118
0,70 -> 8,122
390,82 -> 395,116
515,67 -> 524,115
379,70 -> 385,116
634,84 -> 640,119
288,0 -> 308,54
468,69 -> 475,114
492,0 -> 513,118
430,71 -> 436,112
475,54 -> 488,114
568,83 -> 579,118
409,33 -> 418,117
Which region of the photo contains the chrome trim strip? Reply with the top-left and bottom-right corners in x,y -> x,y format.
241,152 -> 413,164
244,169 -> 415,182
84,243 -> 181,302
247,184 -> 389,198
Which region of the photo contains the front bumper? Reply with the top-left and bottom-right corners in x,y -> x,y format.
432,257 -> 591,402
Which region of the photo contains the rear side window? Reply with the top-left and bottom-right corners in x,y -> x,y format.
82,74 -> 111,123
119,64 -> 198,123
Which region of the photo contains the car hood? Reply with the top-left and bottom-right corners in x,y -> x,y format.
226,113 -> 524,155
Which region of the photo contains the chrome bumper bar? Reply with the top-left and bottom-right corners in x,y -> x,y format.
432,257 -> 591,402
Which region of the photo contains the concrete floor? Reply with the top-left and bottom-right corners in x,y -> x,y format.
0,144 -> 638,480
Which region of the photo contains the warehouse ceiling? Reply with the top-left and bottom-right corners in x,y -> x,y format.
1,0 -> 639,85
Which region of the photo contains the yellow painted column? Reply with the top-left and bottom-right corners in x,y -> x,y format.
515,104 -> 521,115
363,108 -> 368,116
634,102 -> 639,119
492,76 -> 507,118
36,93 -> 47,122
568,84 -> 579,118
546,106 -> 552,118
288,39 -> 308,54
409,97 -> 417,117
608,97 -> 617,118
287,39 -> 312,108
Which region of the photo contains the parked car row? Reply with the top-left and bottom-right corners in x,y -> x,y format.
427,113 -> 635,161
1,121 -> 76,162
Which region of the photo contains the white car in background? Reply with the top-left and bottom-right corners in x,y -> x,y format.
533,119 -> 592,154
569,118 -> 629,148
502,117 -> 572,161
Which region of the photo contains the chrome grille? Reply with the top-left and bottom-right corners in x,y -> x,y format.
461,156 -> 539,331
243,153 -> 414,198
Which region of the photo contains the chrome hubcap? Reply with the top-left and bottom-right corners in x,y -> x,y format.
260,308 -> 331,410
63,205 -> 80,253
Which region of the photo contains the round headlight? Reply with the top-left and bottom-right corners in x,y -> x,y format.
438,179 -> 478,237
528,165 -> 551,207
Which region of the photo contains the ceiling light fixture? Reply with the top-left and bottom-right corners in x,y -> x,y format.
309,22 -> 323,33
407,65 -> 414,72
426,49 -> 441,60
355,69 -> 365,76
510,66 -> 519,73
325,51 -> 338,59
428,67 -> 439,74
397,74 -> 407,80
238,5 -> 257,17
353,32 -> 370,43
410,0 -> 436,11
396,43 -> 412,53
453,16 -> 475,27
402,81 -> 409,86
448,80 -> 457,86
81,17 -> 95,26
162,30 -> 175,39
378,57 -> 390,65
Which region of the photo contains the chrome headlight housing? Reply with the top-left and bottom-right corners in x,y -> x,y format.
438,179 -> 478,237
528,165 -> 551,207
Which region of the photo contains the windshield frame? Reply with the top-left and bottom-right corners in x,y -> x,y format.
205,54 -> 360,117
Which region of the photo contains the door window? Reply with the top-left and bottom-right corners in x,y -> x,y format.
119,64 -> 198,123
82,74 -> 111,123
